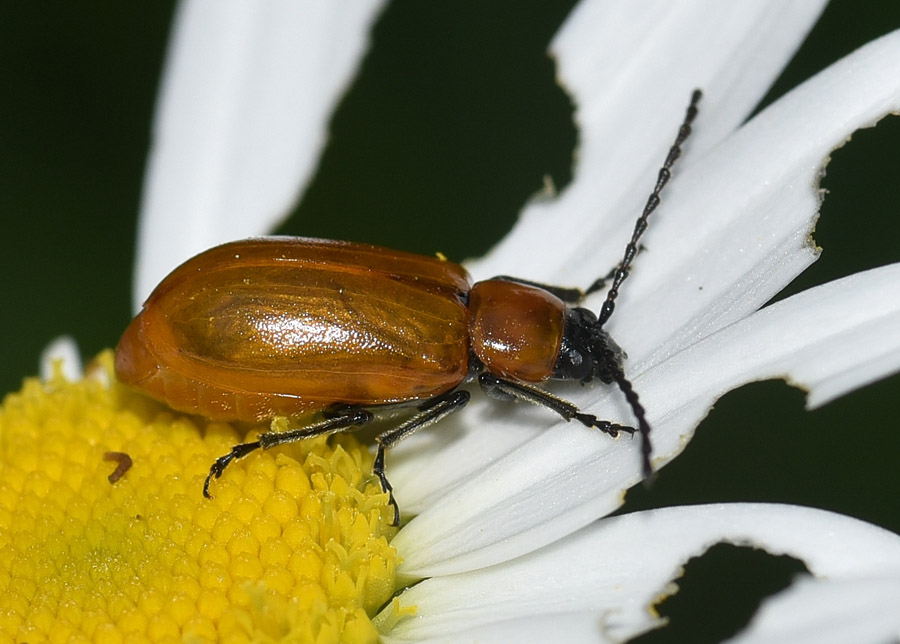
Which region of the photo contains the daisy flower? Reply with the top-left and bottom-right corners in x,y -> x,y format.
3,2 -> 900,642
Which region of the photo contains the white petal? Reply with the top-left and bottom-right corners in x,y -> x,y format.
620,28 -> 900,370
642,263 -> 900,430
394,260 -> 900,578
629,260 -> 900,496
390,31 -> 900,576
379,504 -> 900,643
134,0 -> 385,308
382,613 -> 624,644
468,0 -> 826,283
725,576 -> 900,644
39,336 -> 82,381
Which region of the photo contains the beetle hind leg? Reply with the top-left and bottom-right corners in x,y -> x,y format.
203,439 -> 262,498
374,390 -> 470,526
203,408 -> 373,499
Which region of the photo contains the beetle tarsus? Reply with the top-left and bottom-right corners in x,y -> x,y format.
572,413 -> 636,438
203,440 -> 262,498
373,444 -> 400,527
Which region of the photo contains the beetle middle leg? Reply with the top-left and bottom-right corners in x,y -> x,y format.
492,252 -> 646,306
374,389 -> 470,526
583,256 -> 640,298
203,408 -> 373,498
490,276 -> 587,304
478,373 -> 636,438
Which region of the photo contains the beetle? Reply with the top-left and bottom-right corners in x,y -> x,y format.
116,90 -> 701,525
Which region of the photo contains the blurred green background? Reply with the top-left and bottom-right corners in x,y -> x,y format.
2,2 -> 899,641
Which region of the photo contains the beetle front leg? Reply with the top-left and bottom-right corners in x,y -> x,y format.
203,408 -> 374,498
478,373 -> 636,438
373,390 -> 470,526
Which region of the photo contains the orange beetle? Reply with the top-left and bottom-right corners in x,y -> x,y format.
116,90 -> 701,525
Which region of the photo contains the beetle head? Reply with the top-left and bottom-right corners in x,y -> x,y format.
553,307 -> 626,385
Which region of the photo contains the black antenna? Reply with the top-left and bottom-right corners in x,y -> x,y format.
596,89 -> 702,479
598,89 -> 702,328
612,367 -> 652,478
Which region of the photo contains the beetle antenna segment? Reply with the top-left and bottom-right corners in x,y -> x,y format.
597,89 -> 702,327
590,334 -> 652,477
610,368 -> 652,479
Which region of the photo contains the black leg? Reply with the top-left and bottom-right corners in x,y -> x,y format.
582,248 -> 647,298
478,373 -> 636,438
203,408 -> 373,498
374,390 -> 470,526
491,258 -> 643,305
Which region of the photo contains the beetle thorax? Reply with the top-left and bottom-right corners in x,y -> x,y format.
466,279 -> 567,383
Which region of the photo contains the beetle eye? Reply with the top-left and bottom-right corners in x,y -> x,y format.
555,347 -> 592,381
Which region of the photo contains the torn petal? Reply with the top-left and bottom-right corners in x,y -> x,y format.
725,575 -> 900,644
382,504 -> 900,641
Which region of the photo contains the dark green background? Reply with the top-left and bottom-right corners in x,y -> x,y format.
2,2 -> 899,642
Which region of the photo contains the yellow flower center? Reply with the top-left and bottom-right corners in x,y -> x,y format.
0,352 -> 397,643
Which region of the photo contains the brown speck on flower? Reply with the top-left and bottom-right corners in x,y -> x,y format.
104,451 -> 133,483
